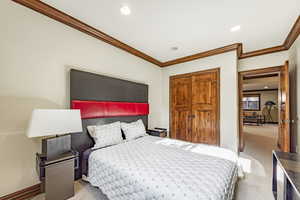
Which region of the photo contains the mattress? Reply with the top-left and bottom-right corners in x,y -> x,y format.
87,136 -> 238,200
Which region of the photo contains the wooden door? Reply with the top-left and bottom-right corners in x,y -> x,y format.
278,61 -> 290,152
191,70 -> 220,145
170,76 -> 192,141
170,69 -> 220,145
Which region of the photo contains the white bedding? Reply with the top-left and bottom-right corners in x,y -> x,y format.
87,136 -> 238,200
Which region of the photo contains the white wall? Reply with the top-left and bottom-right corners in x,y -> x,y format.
291,36 -> 300,122
238,51 -> 288,72
0,0 -> 162,196
161,51 -> 239,152
288,36 -> 300,151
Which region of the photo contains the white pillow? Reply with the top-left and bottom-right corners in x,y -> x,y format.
121,119 -> 147,141
87,121 -> 123,149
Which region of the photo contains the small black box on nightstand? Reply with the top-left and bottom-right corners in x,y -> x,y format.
147,128 -> 167,137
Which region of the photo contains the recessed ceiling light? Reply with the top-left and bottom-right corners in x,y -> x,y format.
264,86 -> 269,89
230,25 -> 241,32
120,6 -> 131,15
171,47 -> 179,51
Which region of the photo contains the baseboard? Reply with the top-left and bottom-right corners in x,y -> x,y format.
0,184 -> 42,200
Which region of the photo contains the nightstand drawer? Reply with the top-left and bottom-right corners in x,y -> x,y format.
36,150 -> 78,200
45,159 -> 74,200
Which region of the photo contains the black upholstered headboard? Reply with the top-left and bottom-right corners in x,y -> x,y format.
70,69 -> 149,179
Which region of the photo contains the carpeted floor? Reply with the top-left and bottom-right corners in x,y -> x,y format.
33,124 -> 278,200
235,124 -> 278,200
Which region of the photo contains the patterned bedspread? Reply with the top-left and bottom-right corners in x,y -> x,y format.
87,136 -> 238,200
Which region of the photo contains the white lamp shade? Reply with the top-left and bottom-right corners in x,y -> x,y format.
27,109 -> 83,138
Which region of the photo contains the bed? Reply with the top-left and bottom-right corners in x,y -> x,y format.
70,69 -> 238,200
85,135 -> 238,200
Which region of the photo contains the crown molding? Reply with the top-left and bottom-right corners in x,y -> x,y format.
239,16 -> 299,60
239,45 -> 287,59
12,0 -> 163,66
166,15 -> 299,63
11,1 -> 300,67
283,16 -> 300,49
161,43 -> 241,67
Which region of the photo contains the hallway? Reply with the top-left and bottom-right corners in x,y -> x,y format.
236,125 -> 278,200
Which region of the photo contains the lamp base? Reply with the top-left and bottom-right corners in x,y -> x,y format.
42,135 -> 71,160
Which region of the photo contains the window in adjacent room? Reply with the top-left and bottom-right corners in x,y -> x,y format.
243,94 -> 260,111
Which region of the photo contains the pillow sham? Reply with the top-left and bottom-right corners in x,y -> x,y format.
121,119 -> 147,141
87,121 -> 123,149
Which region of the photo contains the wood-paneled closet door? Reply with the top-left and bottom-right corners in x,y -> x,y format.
170,77 -> 192,142
191,71 -> 219,145
170,68 -> 220,145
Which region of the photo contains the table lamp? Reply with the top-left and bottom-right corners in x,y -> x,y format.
27,109 -> 82,160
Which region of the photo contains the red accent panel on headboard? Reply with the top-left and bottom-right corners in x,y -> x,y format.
71,100 -> 149,119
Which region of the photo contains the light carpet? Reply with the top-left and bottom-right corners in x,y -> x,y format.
235,124 -> 278,200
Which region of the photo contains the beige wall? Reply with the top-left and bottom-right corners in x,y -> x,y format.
238,51 -> 288,72
243,90 -> 279,122
161,51 -> 239,152
0,0 -> 163,196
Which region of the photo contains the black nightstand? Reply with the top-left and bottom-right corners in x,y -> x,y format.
36,150 -> 79,200
147,129 -> 167,137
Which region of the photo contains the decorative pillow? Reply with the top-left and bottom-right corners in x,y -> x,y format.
121,119 -> 147,141
87,121 -> 123,149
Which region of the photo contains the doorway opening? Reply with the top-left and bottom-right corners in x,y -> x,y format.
238,63 -> 290,153
237,63 -> 290,199
242,73 -> 279,152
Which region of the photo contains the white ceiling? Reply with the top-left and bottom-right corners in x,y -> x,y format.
243,76 -> 279,91
42,0 -> 300,62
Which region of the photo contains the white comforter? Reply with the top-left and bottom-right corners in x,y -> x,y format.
87,136 -> 238,200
